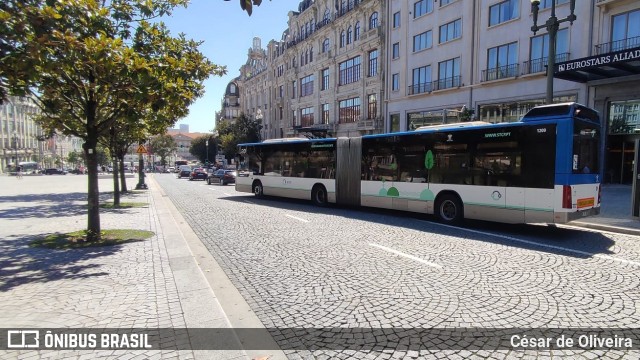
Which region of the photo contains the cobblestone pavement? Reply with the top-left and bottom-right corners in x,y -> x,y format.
154,174 -> 640,359
0,175 -> 199,360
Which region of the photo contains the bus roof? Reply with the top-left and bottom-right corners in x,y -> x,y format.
239,137 -> 337,147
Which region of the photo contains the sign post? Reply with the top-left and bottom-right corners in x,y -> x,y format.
135,143 -> 148,190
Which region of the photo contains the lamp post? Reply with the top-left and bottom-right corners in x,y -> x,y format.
530,0 -> 576,105
12,131 -> 18,171
206,139 -> 209,166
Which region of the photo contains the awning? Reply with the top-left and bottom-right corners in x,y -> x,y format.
555,46 -> 640,83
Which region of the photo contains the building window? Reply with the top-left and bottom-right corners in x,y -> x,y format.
392,73 -> 399,91
438,57 -> 460,90
322,38 -> 330,53
612,9 -> 640,52
368,49 -> 378,77
413,30 -> 432,52
292,110 -> 298,127
338,97 -> 360,124
291,80 -> 297,99
340,31 -> 346,47
390,113 -> 400,132
338,56 -> 361,85
485,42 -> 518,81
528,28 -> 568,74
539,0 -> 568,9
355,22 -> 361,40
392,43 -> 400,59
301,107 -> 314,127
347,26 -> 353,44
367,94 -> 377,119
440,0 -> 454,5
321,68 -> 329,91
300,75 -> 314,97
393,11 -> 401,28
413,0 -> 433,18
322,103 -> 330,124
439,19 -> 461,43
310,47 -> 313,62
279,107 -> 283,120
410,65 -> 431,95
279,85 -> 284,98
369,12 -> 378,29
489,0 -> 519,27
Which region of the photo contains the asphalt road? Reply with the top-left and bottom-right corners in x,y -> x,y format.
154,173 -> 640,359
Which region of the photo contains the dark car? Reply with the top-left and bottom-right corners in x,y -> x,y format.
208,169 -> 236,185
189,167 -> 208,181
44,168 -> 67,175
177,165 -> 192,178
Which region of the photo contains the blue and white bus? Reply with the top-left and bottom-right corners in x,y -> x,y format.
236,103 -> 601,224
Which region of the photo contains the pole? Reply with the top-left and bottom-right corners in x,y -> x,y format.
546,1 -> 558,105
135,141 -> 148,190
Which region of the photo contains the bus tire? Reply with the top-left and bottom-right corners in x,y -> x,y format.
435,193 -> 464,223
253,181 -> 264,198
311,185 -> 328,207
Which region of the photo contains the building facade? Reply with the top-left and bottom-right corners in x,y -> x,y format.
0,96 -> 53,173
235,0 -> 387,139
228,0 -> 639,184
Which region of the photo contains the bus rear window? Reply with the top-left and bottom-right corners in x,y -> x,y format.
572,121 -> 600,174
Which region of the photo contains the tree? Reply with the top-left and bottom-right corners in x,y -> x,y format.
237,0 -> 267,16
189,135 -> 216,164
2,0 -> 224,241
216,114 -> 262,159
149,134 -> 177,166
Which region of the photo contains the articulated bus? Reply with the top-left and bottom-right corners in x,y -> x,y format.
236,103 -> 601,224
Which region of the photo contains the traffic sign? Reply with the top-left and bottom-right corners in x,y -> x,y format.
136,145 -> 148,154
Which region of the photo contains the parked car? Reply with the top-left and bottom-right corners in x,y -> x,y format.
208,169 -> 236,185
177,165 -> 192,178
167,166 -> 175,173
189,167 -> 208,181
44,168 -> 67,175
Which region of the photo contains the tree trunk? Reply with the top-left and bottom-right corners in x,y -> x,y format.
119,157 -> 128,193
112,157 -> 120,206
83,140 -> 101,242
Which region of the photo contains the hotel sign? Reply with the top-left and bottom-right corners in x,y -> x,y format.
555,46 -> 640,82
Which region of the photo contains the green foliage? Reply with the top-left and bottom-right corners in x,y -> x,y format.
149,134 -> 177,165
1,0 -> 225,241
238,0 -> 267,16
30,229 -> 154,249
216,114 -> 262,159
189,135 -> 216,163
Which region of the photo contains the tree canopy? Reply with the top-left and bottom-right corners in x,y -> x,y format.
0,0 -> 225,241
216,114 -> 262,159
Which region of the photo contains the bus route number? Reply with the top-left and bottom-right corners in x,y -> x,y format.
537,128 -> 547,133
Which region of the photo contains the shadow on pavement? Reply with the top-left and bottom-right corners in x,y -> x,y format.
0,192 -> 132,219
0,234 -> 126,292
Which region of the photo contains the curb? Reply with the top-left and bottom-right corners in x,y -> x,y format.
570,221 -> 640,237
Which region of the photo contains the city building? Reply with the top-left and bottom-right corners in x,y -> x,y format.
235,0 -> 386,139
0,96 -> 52,173
228,0 -> 639,184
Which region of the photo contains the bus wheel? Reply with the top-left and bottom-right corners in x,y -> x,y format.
312,185 -> 328,207
435,194 -> 463,223
253,181 -> 264,197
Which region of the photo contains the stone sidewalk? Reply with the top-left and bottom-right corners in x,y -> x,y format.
0,174 -> 281,360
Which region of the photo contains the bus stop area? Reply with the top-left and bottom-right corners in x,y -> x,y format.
572,183 -> 640,236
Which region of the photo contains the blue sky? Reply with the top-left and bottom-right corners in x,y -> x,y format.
161,0 -> 297,133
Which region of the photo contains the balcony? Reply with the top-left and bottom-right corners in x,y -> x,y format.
408,82 -> 433,95
431,76 -> 462,91
482,64 -> 519,82
595,36 -> 640,55
522,52 -> 570,75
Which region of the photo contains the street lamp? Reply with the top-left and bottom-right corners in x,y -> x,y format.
206,139 -> 209,166
12,131 -> 18,170
530,0 -> 577,105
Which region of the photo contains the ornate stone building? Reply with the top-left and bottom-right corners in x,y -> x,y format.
235,0 -> 386,139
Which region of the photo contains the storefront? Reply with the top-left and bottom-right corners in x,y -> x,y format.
556,45 -> 640,184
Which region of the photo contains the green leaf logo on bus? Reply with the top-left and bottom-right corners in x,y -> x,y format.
420,150 -> 435,200
425,150 -> 434,170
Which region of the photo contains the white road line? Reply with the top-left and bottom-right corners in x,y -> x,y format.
243,200 -> 256,205
369,243 -> 442,269
222,192 -> 233,196
285,214 -> 310,223
429,221 -> 640,268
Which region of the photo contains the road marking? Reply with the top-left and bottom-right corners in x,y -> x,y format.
285,214 -> 309,223
430,221 -> 640,268
243,200 -> 256,205
223,192 -> 233,196
369,243 -> 442,269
